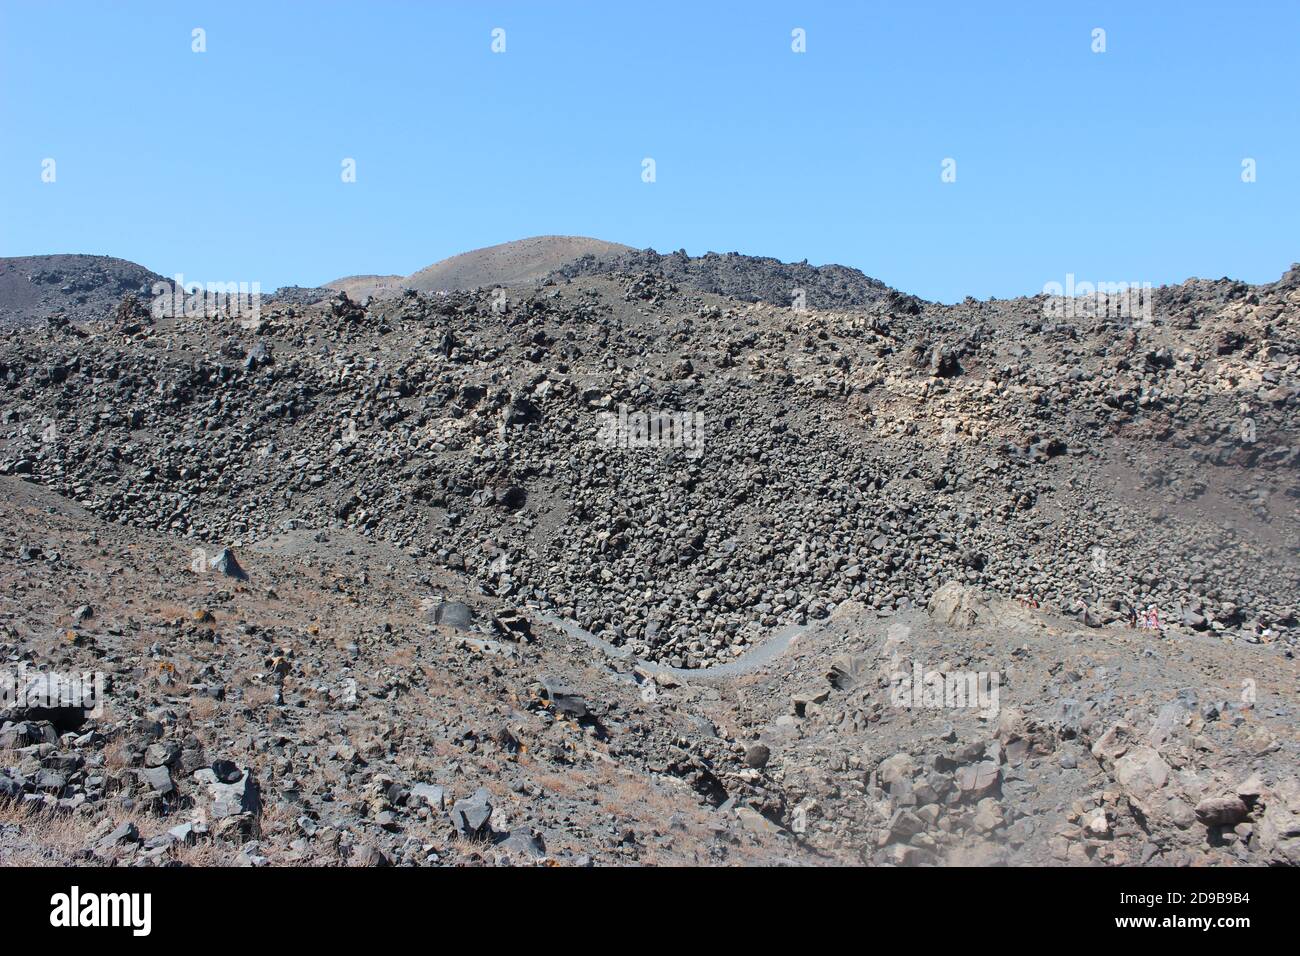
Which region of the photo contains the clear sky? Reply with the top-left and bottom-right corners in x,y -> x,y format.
2,1 -> 1297,302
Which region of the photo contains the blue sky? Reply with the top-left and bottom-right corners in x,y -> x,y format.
2,1 -> 1297,302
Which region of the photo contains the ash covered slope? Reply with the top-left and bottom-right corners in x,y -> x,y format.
0,255 -> 164,327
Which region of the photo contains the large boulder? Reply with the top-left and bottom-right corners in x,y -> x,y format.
1090,720 -> 1140,769
209,548 -> 248,581
1194,796 -> 1248,828
928,582 -> 990,630
450,787 -> 495,838
192,764 -> 261,819
1257,777 -> 1300,865
429,600 -> 475,631
1114,746 -> 1170,802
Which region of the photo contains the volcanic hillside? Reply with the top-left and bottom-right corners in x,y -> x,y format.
1,255 -> 1298,869
553,246 -> 919,311
0,255 -> 164,327
2,261 -> 1296,668
325,236 -> 634,301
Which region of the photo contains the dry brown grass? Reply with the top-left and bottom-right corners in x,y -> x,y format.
0,798 -> 267,867
0,799 -> 129,866
530,769 -> 587,801
380,643 -> 413,667
242,684 -> 279,709
188,697 -> 220,721
255,793 -> 297,840
167,838 -> 227,866
102,737 -> 130,772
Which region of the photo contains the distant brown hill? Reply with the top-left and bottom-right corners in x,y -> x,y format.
324,236 -> 633,300
321,274 -> 407,302
405,236 -> 633,292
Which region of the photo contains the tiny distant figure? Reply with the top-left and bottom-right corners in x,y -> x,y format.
1127,606 -> 1138,629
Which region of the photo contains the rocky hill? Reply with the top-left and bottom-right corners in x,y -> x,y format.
0,240 -> 904,326
318,237 -> 909,311
0,255 -> 164,327
552,246 -> 918,311
0,257 -> 1296,867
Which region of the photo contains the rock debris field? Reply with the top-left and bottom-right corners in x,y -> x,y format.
0,246 -> 1296,866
